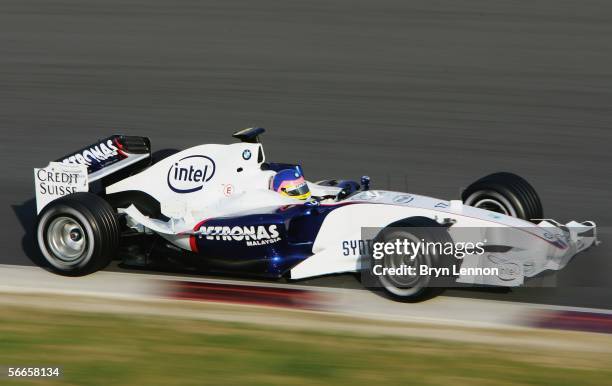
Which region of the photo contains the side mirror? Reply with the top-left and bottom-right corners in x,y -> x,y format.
361,176 -> 371,191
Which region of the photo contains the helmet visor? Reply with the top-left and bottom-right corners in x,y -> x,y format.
284,181 -> 310,197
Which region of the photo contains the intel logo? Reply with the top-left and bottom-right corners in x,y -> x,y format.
167,155 -> 216,193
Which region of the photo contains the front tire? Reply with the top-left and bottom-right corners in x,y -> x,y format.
462,172 -> 543,222
368,217 -> 456,302
37,193 -> 120,276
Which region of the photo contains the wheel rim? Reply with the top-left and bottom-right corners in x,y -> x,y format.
46,216 -> 87,262
464,191 -> 518,218
378,232 -> 430,297
472,198 -> 510,215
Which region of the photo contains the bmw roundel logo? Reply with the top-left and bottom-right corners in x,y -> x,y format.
242,149 -> 252,160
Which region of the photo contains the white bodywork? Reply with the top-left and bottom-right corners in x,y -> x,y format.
36,141 -> 599,286
296,191 -> 598,286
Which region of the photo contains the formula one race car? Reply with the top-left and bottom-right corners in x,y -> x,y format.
34,128 -> 599,301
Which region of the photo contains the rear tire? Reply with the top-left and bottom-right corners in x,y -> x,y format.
37,193 -> 120,276
462,172 -> 543,222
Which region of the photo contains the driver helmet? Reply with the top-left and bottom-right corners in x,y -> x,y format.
271,168 -> 311,200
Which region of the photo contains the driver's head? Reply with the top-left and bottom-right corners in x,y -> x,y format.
271,168 -> 311,200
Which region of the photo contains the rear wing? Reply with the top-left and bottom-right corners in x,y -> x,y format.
57,135 -> 151,182
34,135 -> 151,213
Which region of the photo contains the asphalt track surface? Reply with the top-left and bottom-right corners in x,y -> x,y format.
1,0 -> 611,308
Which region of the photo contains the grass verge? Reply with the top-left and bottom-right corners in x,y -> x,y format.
0,304 -> 611,386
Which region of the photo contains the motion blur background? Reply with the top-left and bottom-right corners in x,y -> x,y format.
2,0 -> 611,304
1,2 -> 612,384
